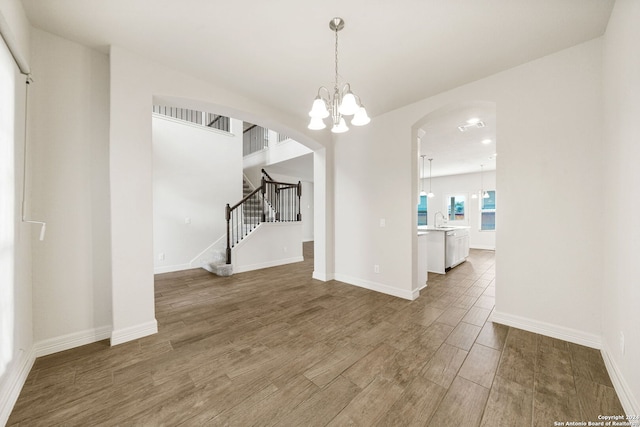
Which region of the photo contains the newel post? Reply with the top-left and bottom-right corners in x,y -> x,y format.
261,177 -> 267,222
297,181 -> 302,221
225,203 -> 231,264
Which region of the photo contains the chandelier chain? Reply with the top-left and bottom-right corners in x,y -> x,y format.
334,26 -> 339,92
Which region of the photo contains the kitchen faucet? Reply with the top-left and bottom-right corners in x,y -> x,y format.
434,211 -> 446,228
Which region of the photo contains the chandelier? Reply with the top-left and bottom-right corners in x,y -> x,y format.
308,17 -> 370,133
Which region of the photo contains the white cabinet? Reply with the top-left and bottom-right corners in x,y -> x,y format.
417,233 -> 429,289
426,227 -> 470,274
446,228 -> 470,269
426,230 -> 446,274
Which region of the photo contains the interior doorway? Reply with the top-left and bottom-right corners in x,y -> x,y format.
413,101 -> 497,286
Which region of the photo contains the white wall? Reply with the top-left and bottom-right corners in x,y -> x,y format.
152,115 -> 242,273
263,171 -> 314,243
29,29 -> 112,347
335,38 -> 604,343
233,222 -> 303,273
0,4 -> 33,421
423,171 -> 496,250
334,118 -> 418,300
301,181 -> 314,242
243,137 -> 312,171
602,0 -> 640,415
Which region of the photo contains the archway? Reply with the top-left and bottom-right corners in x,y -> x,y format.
411,101 -> 497,293
150,95 -> 331,280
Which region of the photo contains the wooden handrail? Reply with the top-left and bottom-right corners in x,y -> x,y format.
261,168 -> 274,181
225,176 -> 302,265
228,186 -> 261,212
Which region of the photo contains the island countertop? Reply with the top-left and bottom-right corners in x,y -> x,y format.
419,225 -> 470,232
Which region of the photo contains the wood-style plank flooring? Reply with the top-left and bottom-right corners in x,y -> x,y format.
9,243 -> 625,426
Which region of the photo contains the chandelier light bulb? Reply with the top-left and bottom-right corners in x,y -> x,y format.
351,106 -> 370,126
331,117 -> 349,133
309,97 -> 330,119
308,117 -> 327,130
339,91 -> 358,116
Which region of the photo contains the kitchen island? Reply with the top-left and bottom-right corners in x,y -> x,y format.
417,230 -> 429,290
419,226 -> 470,274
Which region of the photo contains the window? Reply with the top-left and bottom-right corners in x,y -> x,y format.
446,194 -> 466,222
417,195 -> 427,225
480,190 -> 496,231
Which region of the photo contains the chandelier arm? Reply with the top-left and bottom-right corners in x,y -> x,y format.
351,91 -> 364,107
316,86 -> 331,100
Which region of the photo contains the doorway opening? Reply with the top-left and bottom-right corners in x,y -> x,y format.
413,101 -> 497,290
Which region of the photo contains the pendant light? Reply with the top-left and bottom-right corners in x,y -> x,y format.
480,164 -> 490,198
420,155 -> 427,197
427,158 -> 435,198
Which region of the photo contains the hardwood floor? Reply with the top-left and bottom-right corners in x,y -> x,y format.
8,243 -> 624,426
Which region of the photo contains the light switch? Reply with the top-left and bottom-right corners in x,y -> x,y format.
379,218 -> 386,227
185,217 -> 191,224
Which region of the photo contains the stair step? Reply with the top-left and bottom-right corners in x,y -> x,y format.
207,262 -> 233,277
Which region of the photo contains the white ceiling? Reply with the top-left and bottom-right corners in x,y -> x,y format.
263,153 -> 314,183
21,0 -> 614,178
419,101 -> 496,178
22,0 -> 613,120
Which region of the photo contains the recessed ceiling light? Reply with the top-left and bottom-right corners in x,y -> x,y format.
482,139 -> 491,144
457,121 -> 485,132
466,118 -> 480,125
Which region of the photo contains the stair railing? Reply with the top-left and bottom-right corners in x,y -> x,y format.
226,175 -> 302,264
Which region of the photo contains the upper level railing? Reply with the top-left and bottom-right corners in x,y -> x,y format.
243,124 -> 292,156
243,124 -> 268,156
277,133 -> 289,143
225,170 -> 301,264
153,105 -> 231,133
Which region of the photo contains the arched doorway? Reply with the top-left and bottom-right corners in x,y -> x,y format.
412,101 -> 497,292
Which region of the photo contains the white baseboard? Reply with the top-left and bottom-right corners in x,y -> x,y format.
334,274 -> 417,301
233,256 -> 304,274
111,320 -> 158,346
491,310 -> 601,349
312,271 -> 335,282
601,344 -> 640,418
154,263 -> 192,274
34,326 -> 112,357
470,245 -> 495,251
0,347 -> 36,427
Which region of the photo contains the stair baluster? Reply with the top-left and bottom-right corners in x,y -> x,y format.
225,173 -> 302,265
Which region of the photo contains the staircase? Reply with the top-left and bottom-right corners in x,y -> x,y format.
205,171 -> 301,276
241,178 -> 264,225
